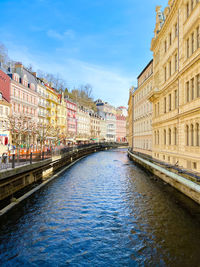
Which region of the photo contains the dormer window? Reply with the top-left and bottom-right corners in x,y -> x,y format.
13,73 -> 20,82
0,93 -> 2,100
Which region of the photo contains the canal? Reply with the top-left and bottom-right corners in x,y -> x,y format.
1,149 -> 200,266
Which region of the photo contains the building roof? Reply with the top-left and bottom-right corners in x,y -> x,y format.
137,59 -> 153,80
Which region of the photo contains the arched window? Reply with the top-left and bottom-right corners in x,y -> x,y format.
157,130 -> 159,145
154,131 -> 156,145
191,124 -> 194,146
169,128 -> 171,145
164,129 -> 166,145
174,127 -> 177,145
196,123 -> 199,146
186,125 -> 189,146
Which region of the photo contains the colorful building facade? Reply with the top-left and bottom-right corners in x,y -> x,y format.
77,107 -> 90,140
0,70 -> 11,152
66,98 -> 77,138
116,115 -> 127,142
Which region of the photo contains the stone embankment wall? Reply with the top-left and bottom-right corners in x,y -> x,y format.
128,150 -> 200,205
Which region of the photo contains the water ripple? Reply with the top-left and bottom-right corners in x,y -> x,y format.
1,149 -> 200,266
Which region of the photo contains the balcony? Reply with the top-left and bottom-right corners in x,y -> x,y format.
38,102 -> 46,108
38,112 -> 46,118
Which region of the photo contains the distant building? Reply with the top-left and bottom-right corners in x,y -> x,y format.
0,71 -> 11,152
77,106 -> 90,140
36,77 -> 48,126
8,63 -> 38,146
116,106 -> 128,117
133,60 -> 153,156
96,99 -> 116,141
127,87 -> 134,148
116,115 -> 127,142
66,98 -> 77,138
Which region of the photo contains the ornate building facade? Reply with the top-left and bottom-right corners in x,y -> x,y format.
149,0 -> 200,171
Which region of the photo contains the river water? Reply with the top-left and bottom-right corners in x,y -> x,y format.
0,149 -> 200,266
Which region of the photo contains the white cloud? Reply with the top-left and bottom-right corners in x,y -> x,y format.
47,29 -> 75,40
5,42 -> 135,107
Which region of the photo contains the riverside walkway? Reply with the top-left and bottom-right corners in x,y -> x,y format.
0,148 -> 200,266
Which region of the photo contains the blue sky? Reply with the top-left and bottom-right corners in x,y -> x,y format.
0,0 -> 168,107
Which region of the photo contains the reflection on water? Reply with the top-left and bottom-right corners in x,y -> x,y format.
0,149 -> 200,266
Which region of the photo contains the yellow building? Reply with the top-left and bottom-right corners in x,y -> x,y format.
149,0 -> 200,172
45,84 -> 59,128
57,93 -> 67,140
127,87 -> 134,148
133,60 -> 153,156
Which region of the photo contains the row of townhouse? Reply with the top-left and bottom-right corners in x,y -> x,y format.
96,99 -> 127,142
0,62 -> 126,154
128,0 -> 200,173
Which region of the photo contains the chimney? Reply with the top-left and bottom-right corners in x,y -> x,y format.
32,72 -> 37,77
15,62 -> 23,68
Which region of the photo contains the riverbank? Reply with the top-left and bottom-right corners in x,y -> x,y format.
128,150 -> 200,205
0,143 -> 119,214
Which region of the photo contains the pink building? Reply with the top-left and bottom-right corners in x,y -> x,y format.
116,115 -> 127,142
66,98 -> 77,137
8,63 -> 38,147
9,63 -> 38,121
0,70 -> 10,102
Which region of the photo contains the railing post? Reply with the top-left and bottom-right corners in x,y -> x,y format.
30,152 -> 32,164
12,154 -> 15,169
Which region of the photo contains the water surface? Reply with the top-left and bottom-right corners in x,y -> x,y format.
0,149 -> 200,266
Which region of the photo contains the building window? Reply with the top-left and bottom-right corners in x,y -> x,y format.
196,74 -> 200,97
169,94 -> 172,111
164,97 -> 167,113
186,81 -> 190,102
157,102 -> 160,115
191,78 -> 194,100
191,124 -> 194,146
186,2 -> 189,18
196,123 -> 199,146
164,40 -> 167,52
174,90 -> 178,109
157,130 -> 160,145
169,128 -> 171,145
175,53 -> 178,71
0,106 -> 3,115
186,125 -> 189,146
197,26 -> 200,49
164,66 -> 167,81
175,22 -> 178,37
169,61 -> 172,76
192,32 -> 194,53
174,127 -> 177,145
187,38 -> 190,58
164,129 -> 167,145
191,0 -> 194,11
169,32 -> 172,46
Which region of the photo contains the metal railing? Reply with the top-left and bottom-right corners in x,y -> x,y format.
0,142 -> 128,171
0,143 -> 101,171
